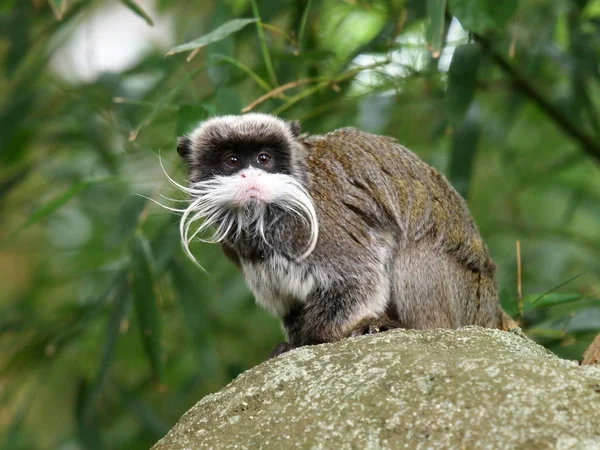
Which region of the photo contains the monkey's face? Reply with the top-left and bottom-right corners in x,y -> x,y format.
173,114 -> 318,264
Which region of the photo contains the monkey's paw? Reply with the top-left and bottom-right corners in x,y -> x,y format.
348,316 -> 400,338
268,342 -> 298,359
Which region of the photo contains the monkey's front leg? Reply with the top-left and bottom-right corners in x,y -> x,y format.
268,342 -> 298,358
270,285 -> 398,358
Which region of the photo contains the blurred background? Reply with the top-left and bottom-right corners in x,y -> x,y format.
1,0 -> 599,448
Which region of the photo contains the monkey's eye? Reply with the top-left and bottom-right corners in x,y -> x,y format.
257,151 -> 273,167
224,154 -> 241,168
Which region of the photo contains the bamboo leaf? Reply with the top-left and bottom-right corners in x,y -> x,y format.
522,293 -> 586,313
426,0 -> 446,58
448,103 -> 481,199
166,18 -> 257,56
130,233 -> 163,381
151,222 -> 182,274
170,262 -> 212,354
486,0 -> 519,29
1,394 -> 33,450
522,273 -> 588,313
446,43 -> 482,126
83,275 -> 130,422
176,104 -> 213,136
74,380 -> 103,450
7,182 -> 89,241
448,0 -> 517,34
249,0 -> 278,87
583,0 -> 600,18
129,65 -> 205,141
0,166 -> 30,199
115,383 -> 169,437
297,0 -> 313,53
48,0 -> 69,20
210,54 -> 272,92
119,0 -> 154,26
107,195 -> 148,248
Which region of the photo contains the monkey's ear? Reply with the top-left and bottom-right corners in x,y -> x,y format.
177,137 -> 192,159
288,121 -> 301,138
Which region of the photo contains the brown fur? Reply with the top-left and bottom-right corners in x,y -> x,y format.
296,128 -> 510,338
582,333 -> 600,365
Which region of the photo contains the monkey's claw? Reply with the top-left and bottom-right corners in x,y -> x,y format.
268,342 -> 298,359
349,316 -> 398,337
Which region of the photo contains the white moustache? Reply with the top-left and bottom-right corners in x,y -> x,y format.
160,165 -> 319,269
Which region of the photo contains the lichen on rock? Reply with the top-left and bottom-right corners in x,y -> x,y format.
152,327 -> 600,450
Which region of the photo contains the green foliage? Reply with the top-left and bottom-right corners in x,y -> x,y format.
0,0 -> 599,448
166,18 -> 257,56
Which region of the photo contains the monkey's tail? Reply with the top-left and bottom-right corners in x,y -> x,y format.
582,333 -> 600,365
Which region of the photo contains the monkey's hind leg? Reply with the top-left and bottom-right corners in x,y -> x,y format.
268,342 -> 298,359
347,314 -> 402,337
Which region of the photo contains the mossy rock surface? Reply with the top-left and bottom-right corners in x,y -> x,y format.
152,327 -> 600,450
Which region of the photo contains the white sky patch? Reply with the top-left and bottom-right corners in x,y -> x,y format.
50,0 -> 174,83
437,17 -> 468,72
351,27 -> 428,92
351,18 -> 468,92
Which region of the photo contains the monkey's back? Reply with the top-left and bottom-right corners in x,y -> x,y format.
301,127 -> 493,274
300,128 -> 513,329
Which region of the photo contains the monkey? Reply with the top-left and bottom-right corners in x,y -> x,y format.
171,113 -> 517,357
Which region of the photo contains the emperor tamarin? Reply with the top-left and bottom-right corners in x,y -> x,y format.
173,113 -> 516,355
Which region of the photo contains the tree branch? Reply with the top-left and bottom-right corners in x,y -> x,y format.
475,34 -> 600,165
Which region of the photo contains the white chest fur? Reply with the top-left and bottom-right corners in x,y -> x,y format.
241,253 -> 320,316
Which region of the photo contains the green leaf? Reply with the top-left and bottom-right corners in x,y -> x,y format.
448,103 -> 481,199
170,262 -> 211,352
170,261 -> 219,376
486,1 -> 519,29
582,0 -> 600,19
7,181 -> 89,242
297,0 -> 313,52
5,1 -> 32,75
521,272 -> 587,313
449,0 -> 517,34
166,18 -> 257,56
129,233 -> 163,381
151,223 -> 182,274
115,383 -> 168,437
522,293 -> 586,313
0,166 -> 30,199
48,0 -> 70,20
83,275 -> 130,422
210,54 -> 272,92
107,195 -> 147,248
426,0 -> 447,58
1,394 -> 33,450
176,104 -> 213,136
129,65 -> 205,141
74,380 -> 103,450
446,43 -> 482,126
249,0 -> 278,87
119,0 -> 154,26
525,328 -> 569,339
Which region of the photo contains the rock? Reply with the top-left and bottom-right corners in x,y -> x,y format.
152,327 -> 600,450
